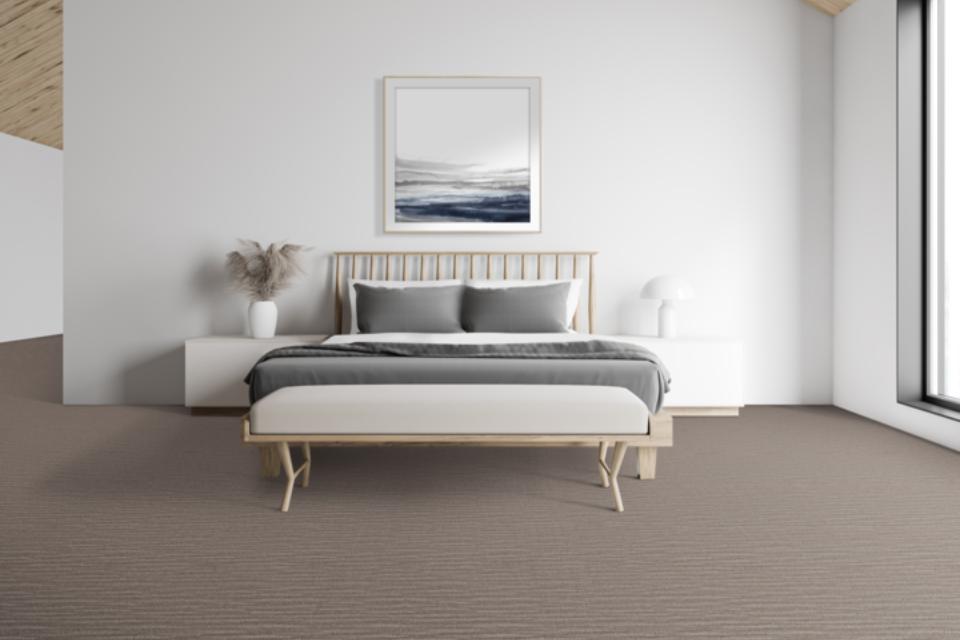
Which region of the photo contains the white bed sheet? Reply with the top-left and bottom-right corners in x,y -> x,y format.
324,332 -> 594,346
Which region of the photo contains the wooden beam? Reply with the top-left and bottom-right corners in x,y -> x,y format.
805,0 -> 858,16
0,0 -> 62,149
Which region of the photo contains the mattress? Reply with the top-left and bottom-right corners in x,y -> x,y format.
247,333 -> 668,413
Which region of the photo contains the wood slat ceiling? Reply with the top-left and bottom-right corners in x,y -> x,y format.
805,0 -> 858,16
0,0 -> 62,149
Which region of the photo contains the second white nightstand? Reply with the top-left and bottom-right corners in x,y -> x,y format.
601,335 -> 744,416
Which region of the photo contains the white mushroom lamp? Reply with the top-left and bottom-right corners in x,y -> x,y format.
640,275 -> 695,338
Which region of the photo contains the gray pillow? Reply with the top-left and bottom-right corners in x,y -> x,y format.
354,283 -> 465,333
461,282 -> 571,332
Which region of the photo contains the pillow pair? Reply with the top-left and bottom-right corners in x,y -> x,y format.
349,279 -> 580,334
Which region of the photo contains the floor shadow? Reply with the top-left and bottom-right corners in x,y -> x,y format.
477,459 -> 600,488
122,344 -> 185,404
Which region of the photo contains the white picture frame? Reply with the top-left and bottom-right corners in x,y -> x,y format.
383,76 -> 541,233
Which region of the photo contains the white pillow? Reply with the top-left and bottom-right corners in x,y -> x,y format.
346,278 -> 462,334
466,279 -> 583,329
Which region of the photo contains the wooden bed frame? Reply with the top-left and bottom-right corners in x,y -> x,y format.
244,250 -> 675,512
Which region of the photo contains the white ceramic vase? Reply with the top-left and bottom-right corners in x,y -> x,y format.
249,300 -> 278,339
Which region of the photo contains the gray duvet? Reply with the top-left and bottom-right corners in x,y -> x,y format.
244,340 -> 671,412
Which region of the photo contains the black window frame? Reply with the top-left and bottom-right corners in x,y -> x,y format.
898,0 -> 960,419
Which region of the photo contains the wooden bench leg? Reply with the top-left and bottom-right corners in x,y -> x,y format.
259,445 -> 281,478
278,442 -> 296,513
609,442 -> 628,513
301,443 -> 311,488
637,447 -> 657,480
598,441 -> 610,487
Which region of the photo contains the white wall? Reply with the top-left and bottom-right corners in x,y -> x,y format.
64,0 -> 834,405
834,0 -> 960,451
0,133 -> 63,343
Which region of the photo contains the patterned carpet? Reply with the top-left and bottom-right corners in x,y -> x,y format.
2,336 -> 960,639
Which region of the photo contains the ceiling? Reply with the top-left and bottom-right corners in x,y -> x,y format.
0,0 -> 62,149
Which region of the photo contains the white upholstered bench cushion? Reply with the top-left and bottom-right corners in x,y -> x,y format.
250,384 -> 649,436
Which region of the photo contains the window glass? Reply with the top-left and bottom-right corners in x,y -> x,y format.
928,0 -> 960,400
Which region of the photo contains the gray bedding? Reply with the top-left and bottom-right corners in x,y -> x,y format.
244,340 -> 671,412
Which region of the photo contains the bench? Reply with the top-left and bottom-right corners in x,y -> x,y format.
242,384 -> 673,513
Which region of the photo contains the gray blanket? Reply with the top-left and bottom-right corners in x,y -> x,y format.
245,340 -> 671,412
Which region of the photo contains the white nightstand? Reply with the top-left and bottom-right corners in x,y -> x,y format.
602,335 -> 744,416
184,335 -> 327,407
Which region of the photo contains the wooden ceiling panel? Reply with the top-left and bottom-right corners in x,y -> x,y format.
0,0 -> 62,149
805,0 -> 858,16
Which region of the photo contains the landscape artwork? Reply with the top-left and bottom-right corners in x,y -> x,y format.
384,77 -> 541,233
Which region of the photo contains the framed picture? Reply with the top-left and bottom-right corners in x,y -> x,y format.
383,76 -> 541,233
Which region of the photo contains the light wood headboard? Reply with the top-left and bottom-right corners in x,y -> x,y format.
334,251 -> 598,334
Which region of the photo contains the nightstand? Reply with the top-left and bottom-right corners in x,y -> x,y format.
603,335 -> 744,416
184,335 -> 327,407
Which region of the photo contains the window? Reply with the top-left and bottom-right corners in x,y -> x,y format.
897,0 -> 959,417
926,0 -> 960,408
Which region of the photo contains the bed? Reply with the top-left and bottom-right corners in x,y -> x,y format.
246,332 -> 668,415
248,251 -> 669,411
242,251 -> 674,512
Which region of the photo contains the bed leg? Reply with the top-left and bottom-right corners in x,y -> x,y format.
259,446 -> 281,478
301,443 -> 312,488
609,442 -> 628,513
598,441 -> 610,488
637,447 -> 657,480
278,442 -> 296,513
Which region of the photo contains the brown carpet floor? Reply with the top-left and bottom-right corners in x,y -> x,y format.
2,336 -> 960,639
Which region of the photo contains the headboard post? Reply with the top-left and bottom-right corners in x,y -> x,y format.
333,251 -> 598,335
588,253 -> 596,334
334,255 -> 343,334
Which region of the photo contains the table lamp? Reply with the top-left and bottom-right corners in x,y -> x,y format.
640,275 -> 695,338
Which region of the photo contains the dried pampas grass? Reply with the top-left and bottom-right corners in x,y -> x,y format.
226,239 -> 309,301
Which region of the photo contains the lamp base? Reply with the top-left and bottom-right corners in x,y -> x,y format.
658,300 -> 677,338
